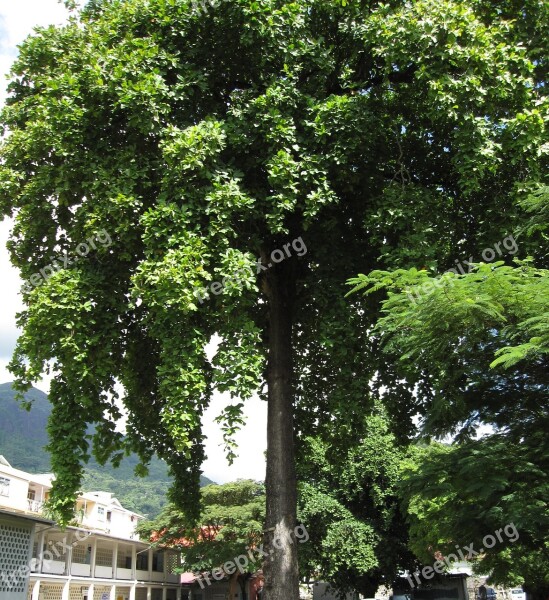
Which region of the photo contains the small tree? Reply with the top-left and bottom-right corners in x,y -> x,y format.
297,408 -> 418,598
138,480 -> 265,599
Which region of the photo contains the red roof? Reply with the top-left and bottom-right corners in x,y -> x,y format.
150,524 -> 222,547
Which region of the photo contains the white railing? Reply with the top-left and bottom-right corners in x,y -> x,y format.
27,499 -> 44,513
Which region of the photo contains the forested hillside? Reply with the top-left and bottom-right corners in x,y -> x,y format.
0,382 -> 213,517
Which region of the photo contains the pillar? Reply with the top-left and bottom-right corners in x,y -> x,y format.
131,546 -> 137,579
31,580 -> 41,600
113,542 -> 119,580
90,537 -> 98,578
62,579 -> 70,600
37,529 -> 46,574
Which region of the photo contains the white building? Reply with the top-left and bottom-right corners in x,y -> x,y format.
0,456 -> 184,600
74,491 -> 142,540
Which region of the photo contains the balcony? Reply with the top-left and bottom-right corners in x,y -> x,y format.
27,499 -> 44,513
31,532 -> 181,584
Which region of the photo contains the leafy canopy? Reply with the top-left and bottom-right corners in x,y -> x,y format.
138,479 -> 265,575
297,409 -> 417,597
0,0 -> 546,525
348,189 -> 548,594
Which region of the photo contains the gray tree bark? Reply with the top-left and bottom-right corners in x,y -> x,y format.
263,261 -> 299,600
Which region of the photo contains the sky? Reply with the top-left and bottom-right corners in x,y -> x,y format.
0,0 -> 267,484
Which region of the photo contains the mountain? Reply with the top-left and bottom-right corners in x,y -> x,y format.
0,382 -> 213,517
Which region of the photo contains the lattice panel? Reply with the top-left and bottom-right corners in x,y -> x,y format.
93,586 -> 111,600
40,584 -> 64,600
70,585 -> 89,600
117,547 -> 131,568
135,588 -> 148,600
116,587 -> 131,599
72,543 -> 90,564
96,547 -> 114,567
0,522 -> 32,593
166,553 -> 179,574
45,536 -> 65,548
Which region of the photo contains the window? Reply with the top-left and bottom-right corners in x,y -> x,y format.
106,511 -> 112,522
152,552 -> 164,572
97,506 -> 105,520
0,477 -> 10,497
27,489 -> 36,501
136,553 -> 148,571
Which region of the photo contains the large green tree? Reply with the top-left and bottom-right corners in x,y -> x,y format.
401,439 -> 549,600
1,1 -> 545,597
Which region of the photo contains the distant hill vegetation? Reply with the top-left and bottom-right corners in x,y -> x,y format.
0,382 -> 213,517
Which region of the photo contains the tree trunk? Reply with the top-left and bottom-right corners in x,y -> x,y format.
238,574 -> 249,600
263,260 -> 299,600
227,572 -> 238,600
523,584 -> 549,600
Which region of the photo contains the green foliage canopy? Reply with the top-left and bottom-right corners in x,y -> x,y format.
348,189 -> 549,594
0,0 -> 546,538
401,439 -> 549,596
297,410 -> 417,597
138,480 -> 265,577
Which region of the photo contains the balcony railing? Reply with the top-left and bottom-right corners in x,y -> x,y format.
27,499 -> 44,513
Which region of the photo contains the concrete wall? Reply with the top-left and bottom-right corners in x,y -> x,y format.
0,472 -> 30,512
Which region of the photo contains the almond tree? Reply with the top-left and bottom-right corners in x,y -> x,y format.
0,1 -> 545,598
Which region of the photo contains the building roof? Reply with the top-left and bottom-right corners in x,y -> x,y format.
0,459 -> 54,487
0,507 -> 54,525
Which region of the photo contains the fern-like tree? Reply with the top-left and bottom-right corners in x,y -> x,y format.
348,189 -> 549,597
0,1 -> 546,598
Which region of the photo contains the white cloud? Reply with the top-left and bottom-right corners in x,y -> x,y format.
0,1 -> 71,104
0,219 -> 23,362
0,0 -> 267,483
202,392 -> 267,484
